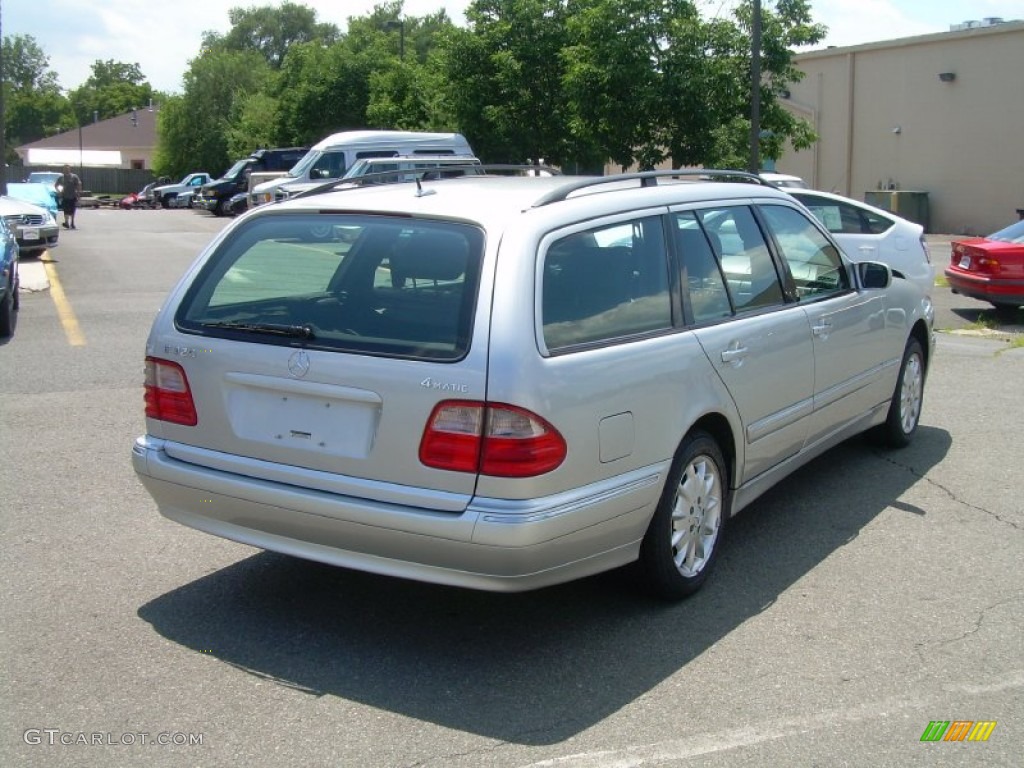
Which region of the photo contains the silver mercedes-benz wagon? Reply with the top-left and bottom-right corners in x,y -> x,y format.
133,170 -> 933,599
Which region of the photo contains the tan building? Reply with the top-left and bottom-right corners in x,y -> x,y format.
778,20 -> 1024,235
15,107 -> 159,170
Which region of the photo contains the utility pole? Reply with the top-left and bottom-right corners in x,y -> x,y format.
0,0 -> 7,195
384,19 -> 405,61
748,0 -> 762,174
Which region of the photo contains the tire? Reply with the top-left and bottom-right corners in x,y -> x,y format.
213,198 -> 226,217
0,283 -> 14,338
160,195 -> 171,209
878,337 -> 925,448
639,431 -> 729,600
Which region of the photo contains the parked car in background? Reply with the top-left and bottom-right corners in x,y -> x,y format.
0,214 -> 19,337
5,183 -> 59,218
250,131 -> 475,206
197,147 -> 309,216
152,173 -> 212,208
760,172 -> 809,189
0,196 -> 59,257
277,155 -> 484,200
945,219 -> 1024,310
789,189 -> 934,298
133,169 -> 933,601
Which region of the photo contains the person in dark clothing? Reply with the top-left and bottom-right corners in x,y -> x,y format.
59,164 -> 83,229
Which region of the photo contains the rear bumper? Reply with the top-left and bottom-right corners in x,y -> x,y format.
132,435 -> 662,591
944,268 -> 1024,306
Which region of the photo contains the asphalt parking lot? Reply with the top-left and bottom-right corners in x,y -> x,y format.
2,209 -> 1021,767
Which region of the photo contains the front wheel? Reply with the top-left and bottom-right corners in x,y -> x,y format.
878,337 -> 925,447
639,431 -> 729,600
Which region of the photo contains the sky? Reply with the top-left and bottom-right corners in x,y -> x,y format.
4,0 -> 1022,94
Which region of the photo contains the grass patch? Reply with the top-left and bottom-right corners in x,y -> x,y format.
964,315 -> 999,331
934,274 -> 949,288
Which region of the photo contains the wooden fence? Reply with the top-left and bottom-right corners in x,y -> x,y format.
15,165 -> 159,195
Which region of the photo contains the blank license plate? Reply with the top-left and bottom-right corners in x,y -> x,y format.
959,255 -> 971,269
23,228 -> 40,240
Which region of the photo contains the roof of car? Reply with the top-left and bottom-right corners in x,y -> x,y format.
273,171 -> 797,229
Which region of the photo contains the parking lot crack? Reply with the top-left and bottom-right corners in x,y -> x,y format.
913,596 -> 1023,664
872,451 -> 1022,531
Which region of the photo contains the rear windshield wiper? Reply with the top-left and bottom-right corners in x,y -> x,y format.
201,321 -> 315,339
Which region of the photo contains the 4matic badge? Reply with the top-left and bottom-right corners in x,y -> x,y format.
420,377 -> 469,393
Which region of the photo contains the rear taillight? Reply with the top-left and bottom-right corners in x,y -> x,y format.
419,400 -> 567,477
144,357 -> 197,426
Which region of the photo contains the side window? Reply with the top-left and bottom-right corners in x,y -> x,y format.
697,206 -> 784,312
672,212 -> 732,323
542,217 -> 672,351
798,194 -> 894,235
310,152 -> 347,180
760,204 -> 850,300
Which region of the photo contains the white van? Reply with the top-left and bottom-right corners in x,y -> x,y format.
249,130 -> 474,205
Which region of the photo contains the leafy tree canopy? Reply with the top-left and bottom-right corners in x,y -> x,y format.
68,60 -> 156,126
201,1 -> 340,68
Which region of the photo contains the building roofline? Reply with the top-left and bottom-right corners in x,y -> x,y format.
795,18 -> 1024,60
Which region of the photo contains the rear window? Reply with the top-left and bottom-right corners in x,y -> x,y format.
176,214 -> 484,361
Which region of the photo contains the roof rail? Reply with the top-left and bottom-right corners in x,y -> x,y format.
289,163 -> 562,201
531,169 -> 766,207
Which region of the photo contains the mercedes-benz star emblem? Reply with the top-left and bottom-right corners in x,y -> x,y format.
287,350 -> 311,379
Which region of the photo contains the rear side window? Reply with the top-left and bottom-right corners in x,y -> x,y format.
796,193 -> 894,235
176,215 -> 484,361
542,216 -> 672,351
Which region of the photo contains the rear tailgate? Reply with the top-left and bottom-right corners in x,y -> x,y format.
147,212 -> 489,511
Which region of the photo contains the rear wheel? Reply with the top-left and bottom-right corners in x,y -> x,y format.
639,431 -> 729,600
878,337 -> 924,447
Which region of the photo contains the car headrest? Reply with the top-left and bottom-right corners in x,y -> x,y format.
390,231 -> 469,282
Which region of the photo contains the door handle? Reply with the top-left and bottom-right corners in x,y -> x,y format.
812,321 -> 832,338
720,345 -> 748,364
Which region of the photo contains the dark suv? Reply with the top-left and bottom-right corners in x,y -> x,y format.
196,147 -> 308,216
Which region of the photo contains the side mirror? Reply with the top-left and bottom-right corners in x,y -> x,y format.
857,261 -> 892,289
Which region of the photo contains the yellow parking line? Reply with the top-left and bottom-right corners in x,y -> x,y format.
42,258 -> 86,346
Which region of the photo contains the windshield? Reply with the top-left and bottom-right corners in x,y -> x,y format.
988,219 -> 1024,244
221,159 -> 249,179
285,149 -> 320,178
28,172 -> 62,186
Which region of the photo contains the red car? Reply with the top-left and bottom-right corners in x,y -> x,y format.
946,219 -> 1024,309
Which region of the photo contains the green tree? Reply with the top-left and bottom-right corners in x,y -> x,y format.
153,49 -> 271,178
270,40 -> 375,145
201,1 -> 340,69
67,59 -> 156,126
2,34 -> 73,158
439,0 -> 576,164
